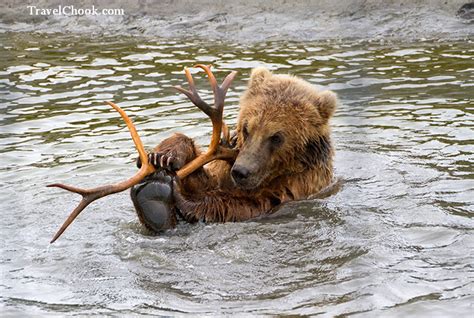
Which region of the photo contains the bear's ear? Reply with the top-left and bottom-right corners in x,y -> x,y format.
314,90 -> 338,121
248,67 -> 272,92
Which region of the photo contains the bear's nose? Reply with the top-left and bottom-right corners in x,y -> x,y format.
231,165 -> 250,182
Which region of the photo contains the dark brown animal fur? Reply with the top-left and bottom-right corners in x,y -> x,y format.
141,67 -> 337,225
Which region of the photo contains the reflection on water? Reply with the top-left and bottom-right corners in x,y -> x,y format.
0,33 -> 473,316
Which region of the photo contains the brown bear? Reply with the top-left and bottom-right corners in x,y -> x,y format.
131,67 -> 338,231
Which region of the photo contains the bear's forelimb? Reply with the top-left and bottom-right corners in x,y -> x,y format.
172,182 -> 273,223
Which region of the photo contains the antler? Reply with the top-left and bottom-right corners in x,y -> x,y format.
48,101 -> 156,243
48,65 -> 238,243
174,64 -> 238,179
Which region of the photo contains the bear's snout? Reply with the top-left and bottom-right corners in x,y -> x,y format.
231,164 -> 250,184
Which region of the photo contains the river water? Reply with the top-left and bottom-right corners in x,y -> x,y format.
1,33 -> 473,316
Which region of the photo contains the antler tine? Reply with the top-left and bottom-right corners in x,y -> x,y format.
220,71 -> 238,96
106,101 -> 149,163
194,64 -> 237,113
195,64 -> 218,99
173,67 -> 213,117
48,102 -> 155,243
47,183 -> 106,243
174,65 -> 239,179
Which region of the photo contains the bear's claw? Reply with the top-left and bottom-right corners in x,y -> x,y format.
151,152 -> 180,172
136,152 -> 180,172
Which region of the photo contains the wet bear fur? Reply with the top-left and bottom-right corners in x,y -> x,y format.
137,67 -> 338,227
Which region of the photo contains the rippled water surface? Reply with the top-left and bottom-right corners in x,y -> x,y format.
1,33 -> 473,316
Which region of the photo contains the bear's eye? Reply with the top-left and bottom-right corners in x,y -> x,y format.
269,133 -> 284,147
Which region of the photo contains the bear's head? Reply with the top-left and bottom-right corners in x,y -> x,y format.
231,67 -> 337,190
